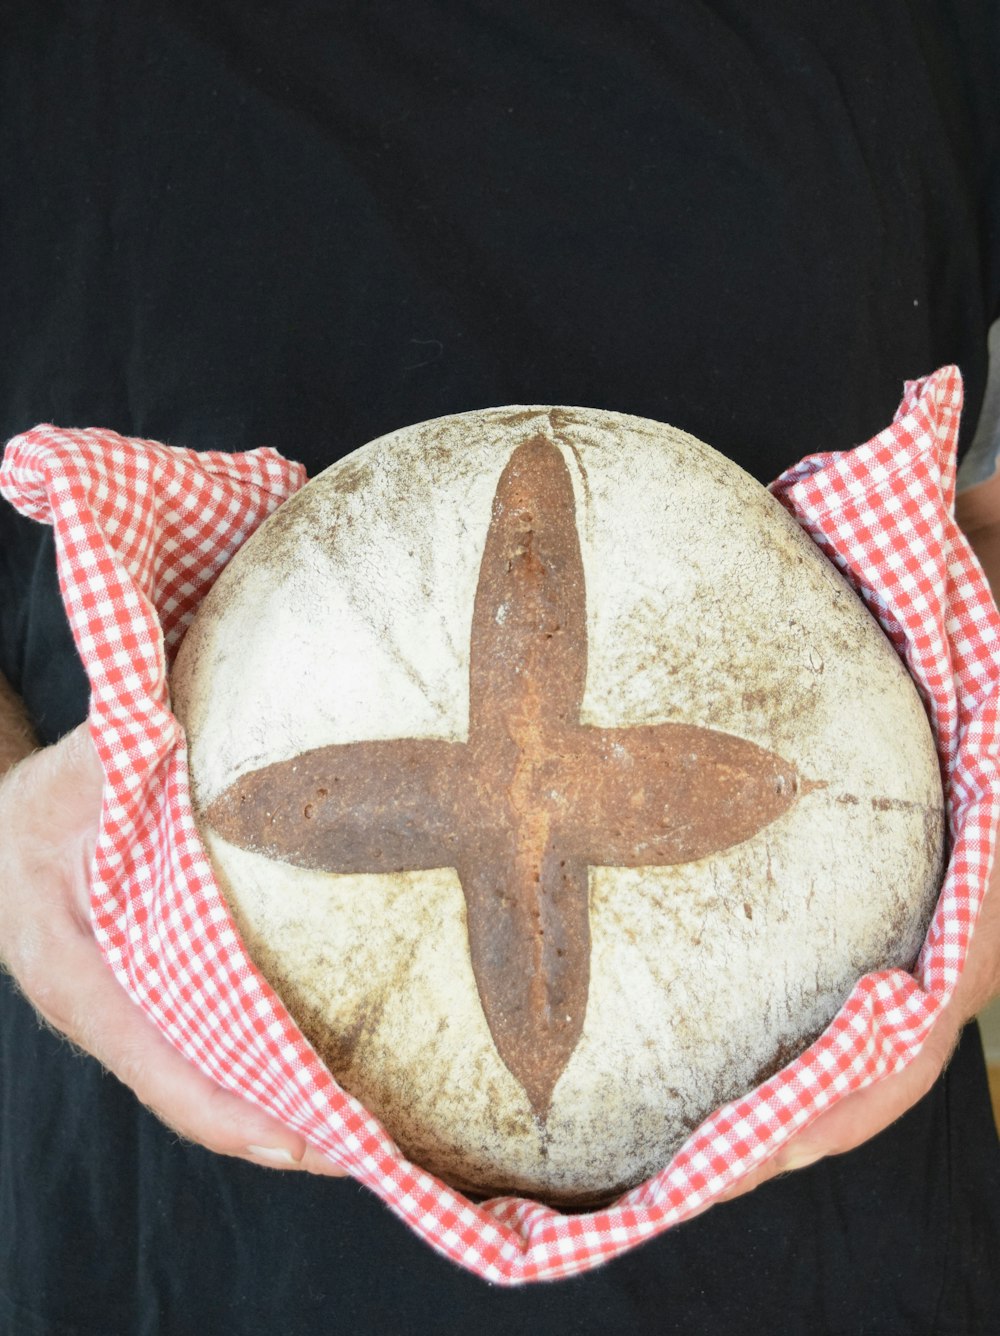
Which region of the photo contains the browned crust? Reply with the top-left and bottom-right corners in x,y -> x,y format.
204,435 -> 806,1115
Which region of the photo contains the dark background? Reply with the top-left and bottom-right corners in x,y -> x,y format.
1,4 -> 999,1332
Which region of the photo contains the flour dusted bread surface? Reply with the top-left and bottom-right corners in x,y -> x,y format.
170,406 -> 945,1206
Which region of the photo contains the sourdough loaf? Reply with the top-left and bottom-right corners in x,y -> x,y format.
170,406 -> 945,1205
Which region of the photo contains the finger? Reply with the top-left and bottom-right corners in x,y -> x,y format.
5,723 -> 347,1175
775,1048 -> 944,1170
1,724 -> 103,893
22,915 -> 347,1176
11,720 -> 104,817
53,718 -> 105,792
716,1031 -> 953,1204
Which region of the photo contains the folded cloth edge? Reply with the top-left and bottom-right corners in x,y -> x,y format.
1,368 -> 998,1284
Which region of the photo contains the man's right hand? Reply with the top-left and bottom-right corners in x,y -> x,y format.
0,721 -> 346,1176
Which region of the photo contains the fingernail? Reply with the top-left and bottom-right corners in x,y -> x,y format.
777,1149 -> 823,1174
302,1145 -> 350,1177
246,1144 -> 302,1166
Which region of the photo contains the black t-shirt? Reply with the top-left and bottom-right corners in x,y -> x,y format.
1,4 -> 999,1332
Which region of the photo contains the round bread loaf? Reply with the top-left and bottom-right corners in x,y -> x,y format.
170,406 -> 945,1207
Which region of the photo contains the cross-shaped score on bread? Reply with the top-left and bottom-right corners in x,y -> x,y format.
203,434 -> 810,1118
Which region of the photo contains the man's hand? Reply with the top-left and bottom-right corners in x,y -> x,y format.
717,849 -> 1000,1202
718,468 -> 1000,1203
0,721 -> 346,1176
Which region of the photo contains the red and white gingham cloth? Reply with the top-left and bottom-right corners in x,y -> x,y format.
2,366 -> 999,1283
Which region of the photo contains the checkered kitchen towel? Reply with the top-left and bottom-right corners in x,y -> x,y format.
2,365 -> 998,1283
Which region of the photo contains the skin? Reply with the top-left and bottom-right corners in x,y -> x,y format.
0,687 -> 344,1177
719,465 -> 1000,1203
0,470 -> 998,1193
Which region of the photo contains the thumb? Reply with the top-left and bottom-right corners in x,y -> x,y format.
0,721 -> 104,934
51,720 -> 104,785
29,721 -> 105,831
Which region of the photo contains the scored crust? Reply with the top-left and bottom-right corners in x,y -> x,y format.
171,405 -> 945,1204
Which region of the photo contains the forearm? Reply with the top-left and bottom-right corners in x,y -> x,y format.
956,466 -> 1000,601
0,671 -> 38,776
967,526 -> 1000,602
953,468 -> 1000,1022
